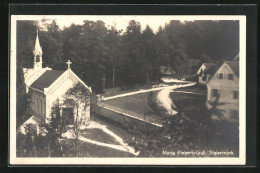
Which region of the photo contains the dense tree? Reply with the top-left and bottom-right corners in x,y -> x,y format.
39,20 -> 64,69
121,20 -> 143,85
104,26 -> 123,88
16,21 -> 38,126
16,20 -> 239,94
140,25 -> 159,83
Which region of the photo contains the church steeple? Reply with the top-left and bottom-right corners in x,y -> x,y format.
33,29 -> 43,70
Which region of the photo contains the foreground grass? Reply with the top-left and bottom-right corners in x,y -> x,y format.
80,128 -> 120,145
103,92 -> 158,119
60,139 -> 134,157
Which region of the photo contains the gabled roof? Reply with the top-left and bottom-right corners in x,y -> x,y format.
233,53 -> 239,61
225,61 -> 239,77
30,70 -> 65,91
197,63 -> 217,75
203,63 -> 216,69
207,61 -> 239,84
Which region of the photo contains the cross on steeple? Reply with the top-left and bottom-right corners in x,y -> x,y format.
66,60 -> 72,69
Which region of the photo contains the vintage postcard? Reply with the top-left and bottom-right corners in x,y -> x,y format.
10,15 -> 246,165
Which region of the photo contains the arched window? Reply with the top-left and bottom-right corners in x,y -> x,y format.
33,96 -> 36,112
41,100 -> 45,115
36,55 -> 41,62
39,99 -> 42,114
36,97 -> 39,113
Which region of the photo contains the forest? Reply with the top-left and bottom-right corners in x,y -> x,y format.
16,19 -> 239,94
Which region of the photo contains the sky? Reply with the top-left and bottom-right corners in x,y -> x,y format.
13,15 -> 242,32
37,15 -> 194,32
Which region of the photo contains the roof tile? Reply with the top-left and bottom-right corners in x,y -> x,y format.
30,70 -> 65,91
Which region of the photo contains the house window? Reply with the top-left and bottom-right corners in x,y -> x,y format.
202,75 -> 207,81
230,110 -> 239,119
211,89 -> 219,97
218,73 -> 224,79
228,73 -> 234,80
233,91 -> 238,99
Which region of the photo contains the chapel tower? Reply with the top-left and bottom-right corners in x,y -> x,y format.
33,29 -> 43,70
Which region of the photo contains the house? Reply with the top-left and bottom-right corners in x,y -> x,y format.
159,65 -> 176,78
197,63 -> 218,84
206,60 -> 239,122
20,30 -> 92,134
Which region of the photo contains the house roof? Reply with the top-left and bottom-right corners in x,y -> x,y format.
30,70 -> 65,91
233,53 -> 239,61
160,66 -> 175,75
207,61 -> 239,85
202,63 -> 218,75
225,61 -> 239,77
203,63 -> 216,69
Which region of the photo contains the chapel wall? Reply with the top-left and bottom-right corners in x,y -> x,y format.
28,89 -> 46,121
45,73 -> 77,122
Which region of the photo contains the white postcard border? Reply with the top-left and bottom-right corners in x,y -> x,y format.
10,15 -> 246,165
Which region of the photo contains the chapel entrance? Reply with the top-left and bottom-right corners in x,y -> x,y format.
62,107 -> 74,125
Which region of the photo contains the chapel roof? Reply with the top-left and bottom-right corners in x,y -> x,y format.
30,70 -> 65,91
33,30 -> 42,54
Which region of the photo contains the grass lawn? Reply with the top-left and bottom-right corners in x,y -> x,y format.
103,92 -> 158,119
60,139 -> 134,157
80,128 -> 119,145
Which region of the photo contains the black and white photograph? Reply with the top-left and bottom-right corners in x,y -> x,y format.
10,15 -> 246,165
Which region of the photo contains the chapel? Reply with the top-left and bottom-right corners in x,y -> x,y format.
20,30 -> 92,134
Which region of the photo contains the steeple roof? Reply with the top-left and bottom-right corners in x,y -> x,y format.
33,29 -> 42,55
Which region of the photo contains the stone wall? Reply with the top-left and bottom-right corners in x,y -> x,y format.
92,105 -> 161,133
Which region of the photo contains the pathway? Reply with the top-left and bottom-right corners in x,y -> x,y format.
96,81 -> 196,127
103,80 -> 194,101
156,82 -> 196,115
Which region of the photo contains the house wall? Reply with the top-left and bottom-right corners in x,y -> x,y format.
206,65 -> 239,121
197,64 -> 206,75
199,74 -> 211,84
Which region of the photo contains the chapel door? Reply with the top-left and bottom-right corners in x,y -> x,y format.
62,107 -> 74,125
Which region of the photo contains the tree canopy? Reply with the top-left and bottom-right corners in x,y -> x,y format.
16,20 -> 239,93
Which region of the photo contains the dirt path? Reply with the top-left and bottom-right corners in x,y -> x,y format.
103,80 -> 194,101
156,82 -> 196,116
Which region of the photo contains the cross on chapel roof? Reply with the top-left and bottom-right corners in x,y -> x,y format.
66,60 -> 72,69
